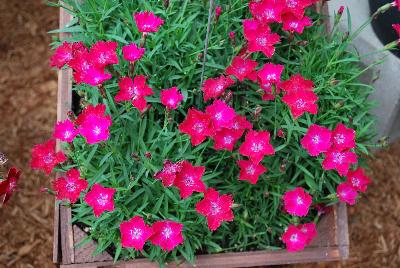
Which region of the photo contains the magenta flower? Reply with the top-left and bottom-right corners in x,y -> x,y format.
52,168 -> 88,204
283,187 -> 312,217
299,222 -> 317,244
173,161 -> 206,199
331,123 -> 356,151
249,0 -> 284,24
205,100 -> 236,129
337,182 -> 358,205
281,74 -> 314,93
212,128 -> 242,151
346,168 -> 372,193
69,50 -> 112,86
195,188 -> 234,231
237,160 -> 267,184
160,87 -> 184,110
282,89 -> 318,119
257,63 -> 284,94
201,75 -> 235,101
243,19 -> 281,58
283,0 -> 314,19
281,225 -> 308,252
215,5 -> 222,20
76,104 -> 112,144
154,160 -> 183,187
134,11 -> 164,33
53,119 -> 77,143
282,13 -> 313,34
239,130 -> 275,164
115,76 -> 154,111
0,167 -> 21,205
50,42 -> 74,69
225,56 -> 258,81
322,149 -> 358,176
150,220 -> 184,251
84,183 -> 116,217
122,43 -> 146,63
30,139 -> 67,175
178,108 -> 214,146
89,41 -> 119,68
300,124 -> 332,156
230,114 -> 253,134
120,216 -> 153,250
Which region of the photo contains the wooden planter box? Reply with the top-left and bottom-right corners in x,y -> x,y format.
53,3 -> 349,268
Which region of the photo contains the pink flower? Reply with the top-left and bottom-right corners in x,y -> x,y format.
178,108 -> 214,146
283,0 -> 314,19
282,187 -> 312,217
243,19 -> 281,58
69,49 -> 112,86
239,130 -> 275,164
195,188 -> 234,231
338,5 -> 345,15
282,13 -> 312,34
30,139 -> 67,174
120,216 -> 153,250
299,222 -> 317,244
84,183 -> 116,217
201,75 -> 235,101
150,220 -> 184,251
160,87 -> 184,110
212,128 -> 242,151
215,5 -> 222,20
249,0 -> 284,24
205,100 -> 236,129
77,104 -> 112,144
281,225 -> 308,252
393,24 -> 400,38
331,123 -> 356,151
50,42 -> 74,69
257,63 -> 284,94
337,182 -> 358,205
282,89 -> 318,119
52,168 -> 88,204
0,167 -> 21,205
89,41 -> 119,68
115,76 -> 154,111
122,43 -> 146,63
322,149 -> 358,176
134,11 -> 164,33
300,124 -> 332,156
237,160 -> 267,184
281,74 -> 314,93
53,119 -> 77,143
154,160 -> 183,187
174,161 -> 206,199
230,114 -> 253,133
225,56 -> 258,81
346,168 -> 372,193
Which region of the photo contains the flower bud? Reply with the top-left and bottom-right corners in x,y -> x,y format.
0,152 -> 8,166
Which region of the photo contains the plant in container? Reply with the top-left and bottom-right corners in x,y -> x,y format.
31,0 -> 399,266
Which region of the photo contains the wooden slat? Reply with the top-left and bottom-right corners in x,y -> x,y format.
53,6 -> 74,265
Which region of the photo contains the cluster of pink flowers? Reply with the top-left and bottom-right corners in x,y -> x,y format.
282,222 -> 317,252
155,160 -> 234,231
301,123 -> 372,205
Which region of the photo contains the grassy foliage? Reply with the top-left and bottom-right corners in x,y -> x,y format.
50,0 -> 377,264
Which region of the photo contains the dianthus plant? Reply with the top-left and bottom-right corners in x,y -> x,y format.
35,0 -> 391,264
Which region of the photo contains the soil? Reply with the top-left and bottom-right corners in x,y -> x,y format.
0,1 -> 399,267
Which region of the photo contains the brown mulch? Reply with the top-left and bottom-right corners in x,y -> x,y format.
0,1 -> 399,267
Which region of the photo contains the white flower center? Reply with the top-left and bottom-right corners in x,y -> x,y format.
66,181 -> 76,192
312,135 -> 320,144
246,165 -> 256,175
251,142 -> 264,153
334,134 -> 345,144
192,122 -> 204,133
290,234 -> 298,242
296,196 -> 303,205
333,152 -> 345,164
93,126 -> 101,135
223,135 -> 234,145
351,177 -> 360,187
97,193 -> 109,206
162,227 -> 172,239
210,202 -> 221,215
64,130 -> 72,139
295,99 -> 306,109
43,153 -> 54,164
183,176 -> 194,187
130,227 -> 143,240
